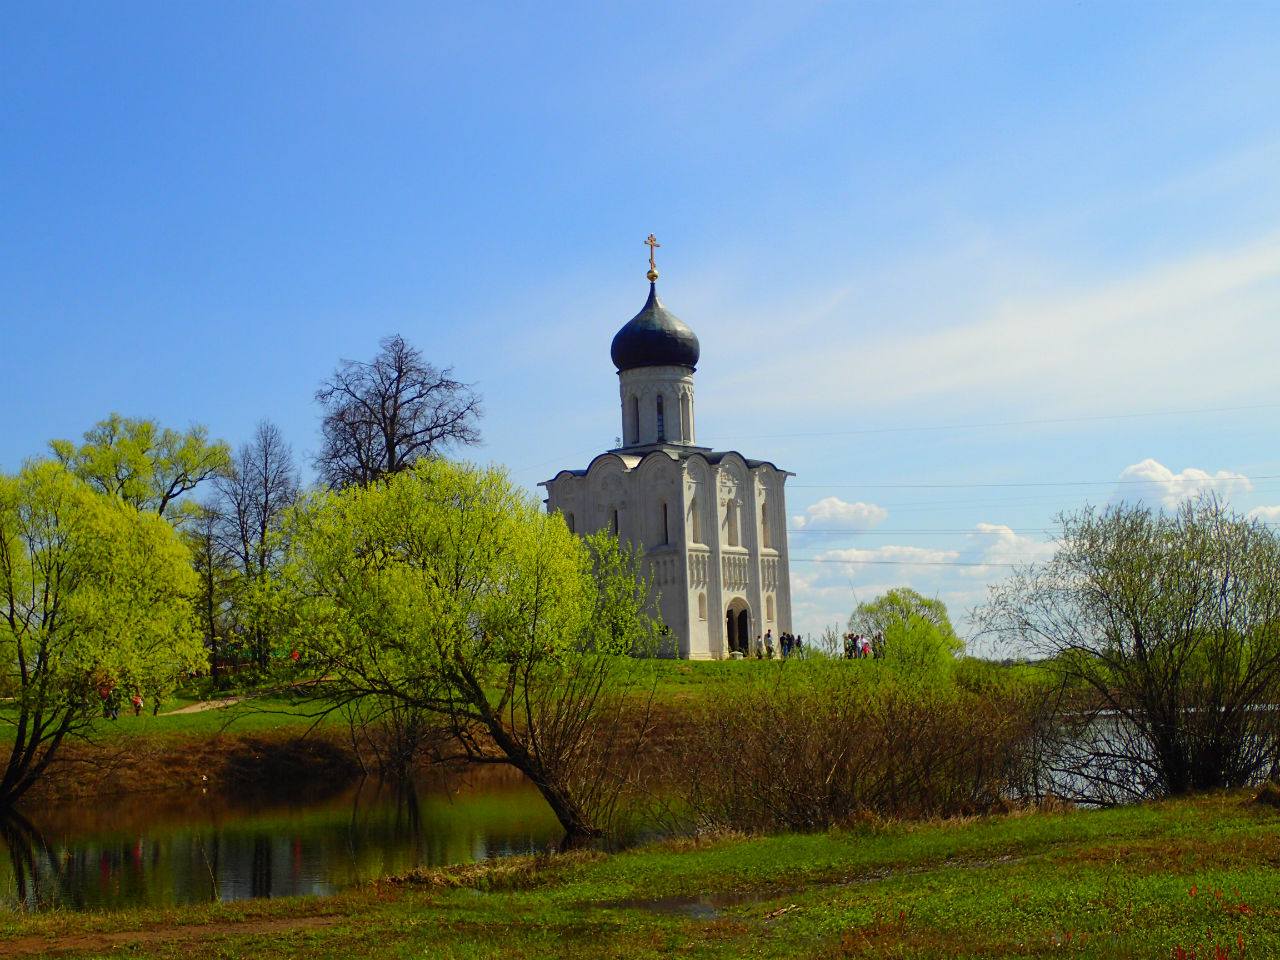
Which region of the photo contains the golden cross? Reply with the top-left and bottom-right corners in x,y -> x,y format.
645,234 -> 660,272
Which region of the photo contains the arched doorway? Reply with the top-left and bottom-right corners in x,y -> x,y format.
725,599 -> 751,656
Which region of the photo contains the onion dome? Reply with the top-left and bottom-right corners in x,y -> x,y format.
610,283 -> 701,371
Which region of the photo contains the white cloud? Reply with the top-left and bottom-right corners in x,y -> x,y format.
1247,505 -> 1280,523
792,497 -> 888,530
957,523 -> 1057,577
1114,458 -> 1252,508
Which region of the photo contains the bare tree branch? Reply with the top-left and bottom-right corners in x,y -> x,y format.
314,335 -> 482,488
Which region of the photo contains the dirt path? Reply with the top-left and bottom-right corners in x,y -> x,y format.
1,915 -> 341,958
161,696 -> 248,715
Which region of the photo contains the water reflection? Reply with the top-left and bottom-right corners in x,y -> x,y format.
0,810 -> 58,907
0,766 -> 561,912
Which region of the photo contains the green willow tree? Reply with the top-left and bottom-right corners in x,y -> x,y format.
849,587 -> 963,667
275,459 -> 658,845
51,413 -> 232,521
0,462 -> 205,808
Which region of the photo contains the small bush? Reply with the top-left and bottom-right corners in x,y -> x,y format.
1252,780 -> 1280,808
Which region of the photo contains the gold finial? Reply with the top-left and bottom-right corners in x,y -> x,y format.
644,234 -> 660,282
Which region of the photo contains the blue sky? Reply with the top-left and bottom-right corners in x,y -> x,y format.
4,2 -> 1280,652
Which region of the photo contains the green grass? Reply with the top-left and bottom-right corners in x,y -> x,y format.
3,790 -> 1276,958
629,653 -> 849,700
0,690 -> 341,744
0,656 -> 922,747
142,692 -> 338,737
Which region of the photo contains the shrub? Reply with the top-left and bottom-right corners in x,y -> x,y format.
654,662 -> 1044,833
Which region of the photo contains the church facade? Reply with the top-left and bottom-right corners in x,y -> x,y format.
541,244 -> 793,659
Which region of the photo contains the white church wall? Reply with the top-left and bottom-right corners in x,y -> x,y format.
753,464 -> 794,637
617,365 -> 696,448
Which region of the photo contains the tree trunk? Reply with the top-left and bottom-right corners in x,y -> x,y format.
482,719 -> 601,848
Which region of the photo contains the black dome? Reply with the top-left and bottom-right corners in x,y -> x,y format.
610,283 -> 700,371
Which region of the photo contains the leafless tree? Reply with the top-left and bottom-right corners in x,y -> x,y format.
216,421 -> 299,667
314,335 -> 482,488
978,496 -> 1280,802
185,502 -> 239,680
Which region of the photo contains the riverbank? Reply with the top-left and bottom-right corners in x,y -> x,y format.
3,789 -> 1277,958
13,655 -> 1027,806
12,658 -> 756,804
17,692 -> 353,803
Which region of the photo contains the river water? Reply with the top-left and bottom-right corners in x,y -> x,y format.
0,766 -> 563,911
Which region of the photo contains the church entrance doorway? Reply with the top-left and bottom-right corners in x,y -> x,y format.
725,599 -> 751,656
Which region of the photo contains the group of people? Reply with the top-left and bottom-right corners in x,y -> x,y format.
97,678 -> 145,718
754,629 -> 805,659
842,632 -> 883,659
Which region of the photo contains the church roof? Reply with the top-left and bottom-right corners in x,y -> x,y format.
610,283 -> 700,371
542,448 -> 792,484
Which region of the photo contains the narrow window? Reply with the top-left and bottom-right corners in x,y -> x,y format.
698,592 -> 707,620
689,497 -> 701,544
611,508 -> 619,535
766,594 -> 775,622
727,500 -> 739,547
661,502 -> 669,544
630,396 -> 639,444
566,512 -> 575,534
761,502 -> 771,548
656,395 -> 665,441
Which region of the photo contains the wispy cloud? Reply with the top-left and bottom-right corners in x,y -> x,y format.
816,544 -> 959,569
721,232 -> 1280,422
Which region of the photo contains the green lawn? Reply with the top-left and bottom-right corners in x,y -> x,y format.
2,789 -> 1275,959
0,689 -> 336,743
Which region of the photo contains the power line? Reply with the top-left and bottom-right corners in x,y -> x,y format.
790,522 -> 1280,534
789,474 -> 1273,491
790,528 -> 1054,535
791,557 -> 1024,567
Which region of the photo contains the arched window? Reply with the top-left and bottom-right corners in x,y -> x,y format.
566,512 -> 575,534
656,395 -> 665,441
630,396 -> 639,444
689,497 -> 702,544
766,594 -> 775,622
610,508 -> 619,536
660,501 -> 669,544
726,499 -> 739,547
761,502 -> 771,548
698,592 -> 707,620
681,394 -> 692,442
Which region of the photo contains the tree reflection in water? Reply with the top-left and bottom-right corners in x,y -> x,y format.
0,765 -> 559,912
0,809 -> 59,909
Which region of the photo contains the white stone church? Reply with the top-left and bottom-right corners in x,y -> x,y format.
541,245 -> 794,659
